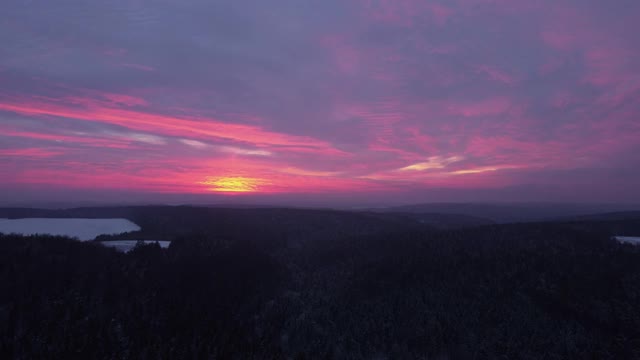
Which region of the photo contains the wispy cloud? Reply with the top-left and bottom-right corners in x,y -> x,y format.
280,167 -> 341,177
179,139 -> 272,156
104,131 -> 166,145
179,139 -> 209,149
398,156 -> 464,171
216,146 -> 272,157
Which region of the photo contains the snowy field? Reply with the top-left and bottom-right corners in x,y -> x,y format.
100,240 -> 171,253
615,236 -> 640,245
0,218 -> 140,241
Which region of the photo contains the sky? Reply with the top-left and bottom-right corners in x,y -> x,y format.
1,0 -> 639,206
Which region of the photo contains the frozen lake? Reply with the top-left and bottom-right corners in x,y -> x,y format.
100,240 -> 171,253
615,236 -> 640,245
0,218 -> 140,241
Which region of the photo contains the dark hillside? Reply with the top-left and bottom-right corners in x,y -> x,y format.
1,211 -> 640,358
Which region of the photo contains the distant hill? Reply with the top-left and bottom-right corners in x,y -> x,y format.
559,211 -> 640,222
378,202 -> 640,223
381,211 -> 495,229
6,204 -> 639,237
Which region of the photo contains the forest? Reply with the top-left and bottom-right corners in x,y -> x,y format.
1,206 -> 640,359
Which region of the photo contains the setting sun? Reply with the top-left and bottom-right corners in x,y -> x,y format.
200,176 -> 265,193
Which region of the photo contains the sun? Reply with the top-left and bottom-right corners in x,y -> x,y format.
200,176 -> 265,193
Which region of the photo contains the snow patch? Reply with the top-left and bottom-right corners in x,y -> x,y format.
614,236 -> 640,245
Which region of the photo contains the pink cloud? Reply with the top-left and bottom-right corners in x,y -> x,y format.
429,3 -> 453,26
0,95 -> 344,155
0,148 -> 63,158
321,35 -> 361,75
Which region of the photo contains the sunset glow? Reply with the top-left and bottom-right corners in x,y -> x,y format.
201,177 -> 266,193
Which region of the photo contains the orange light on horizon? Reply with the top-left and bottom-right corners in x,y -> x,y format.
200,176 -> 266,193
